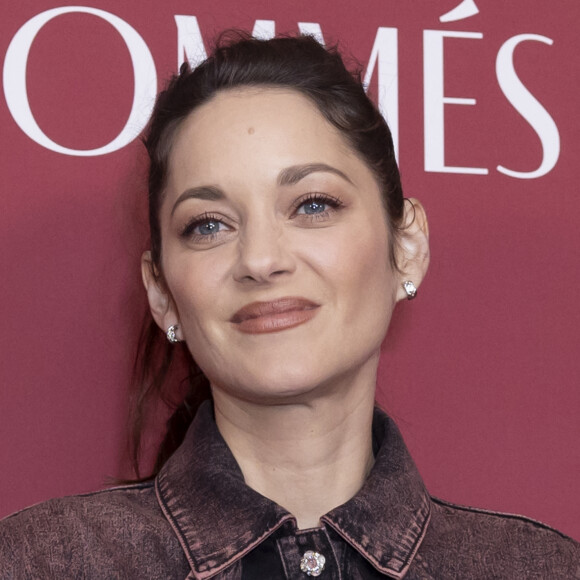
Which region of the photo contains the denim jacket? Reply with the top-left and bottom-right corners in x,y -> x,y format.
1,402 -> 578,579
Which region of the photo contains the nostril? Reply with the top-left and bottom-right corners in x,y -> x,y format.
239,269 -> 289,284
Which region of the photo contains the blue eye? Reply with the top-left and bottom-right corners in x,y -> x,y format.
181,214 -> 229,240
195,219 -> 223,235
293,194 -> 343,221
299,199 -> 328,214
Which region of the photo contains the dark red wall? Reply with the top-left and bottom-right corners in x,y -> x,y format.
1,0 -> 578,540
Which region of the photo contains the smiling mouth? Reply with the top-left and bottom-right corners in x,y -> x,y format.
230,297 -> 320,334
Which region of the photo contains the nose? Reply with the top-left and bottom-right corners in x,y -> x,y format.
232,217 -> 296,284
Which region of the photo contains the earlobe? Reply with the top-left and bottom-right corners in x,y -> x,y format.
395,198 -> 430,302
141,251 -> 180,333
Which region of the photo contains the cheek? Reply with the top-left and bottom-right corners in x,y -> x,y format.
306,221 -> 394,315
163,249 -> 228,328
352,244 -> 395,312
338,227 -> 395,333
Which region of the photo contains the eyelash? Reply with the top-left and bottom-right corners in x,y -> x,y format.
291,193 -> 344,220
180,212 -> 226,241
180,193 -> 344,242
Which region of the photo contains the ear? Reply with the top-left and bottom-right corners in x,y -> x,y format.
394,198 -> 430,302
141,251 -> 181,337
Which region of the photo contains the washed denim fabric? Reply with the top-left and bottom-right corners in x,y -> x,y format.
1,402 -> 578,579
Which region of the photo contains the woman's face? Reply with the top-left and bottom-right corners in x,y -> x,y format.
151,88 -> 404,403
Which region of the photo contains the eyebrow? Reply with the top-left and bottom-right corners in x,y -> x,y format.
171,163 -> 353,216
277,163 -> 354,187
171,185 -> 224,216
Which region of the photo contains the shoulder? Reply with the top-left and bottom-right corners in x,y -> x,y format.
0,481 -> 158,532
0,482 -> 186,578
419,496 -> 580,578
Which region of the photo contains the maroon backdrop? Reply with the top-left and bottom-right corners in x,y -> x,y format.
1,0 -> 579,540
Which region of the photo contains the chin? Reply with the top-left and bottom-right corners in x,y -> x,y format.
218,360 -> 330,404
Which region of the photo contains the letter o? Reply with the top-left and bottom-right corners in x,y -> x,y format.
3,6 -> 157,156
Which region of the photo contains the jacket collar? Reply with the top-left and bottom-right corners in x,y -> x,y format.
155,401 -> 430,579
322,408 -> 431,578
155,401 -> 293,579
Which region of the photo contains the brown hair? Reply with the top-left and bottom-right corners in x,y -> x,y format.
130,31 -> 405,479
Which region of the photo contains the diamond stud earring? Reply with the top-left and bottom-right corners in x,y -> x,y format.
402,280 -> 417,300
166,324 -> 180,343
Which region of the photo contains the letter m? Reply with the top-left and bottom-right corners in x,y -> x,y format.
174,18 -> 399,160
363,28 -> 399,160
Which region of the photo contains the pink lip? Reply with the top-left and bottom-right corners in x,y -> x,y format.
230,297 -> 320,334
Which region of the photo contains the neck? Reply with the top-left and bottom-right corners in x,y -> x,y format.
212,365 -> 378,530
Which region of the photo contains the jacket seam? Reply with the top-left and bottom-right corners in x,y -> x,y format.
1,481 -> 154,521
430,495 -> 576,541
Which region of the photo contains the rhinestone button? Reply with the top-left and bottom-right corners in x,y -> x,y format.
300,550 -> 326,576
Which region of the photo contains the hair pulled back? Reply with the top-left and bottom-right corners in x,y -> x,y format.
131,31 -> 405,479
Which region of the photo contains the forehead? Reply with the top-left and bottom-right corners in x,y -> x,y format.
166,87 -> 361,191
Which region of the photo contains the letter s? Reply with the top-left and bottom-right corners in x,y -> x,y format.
496,34 -> 560,179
